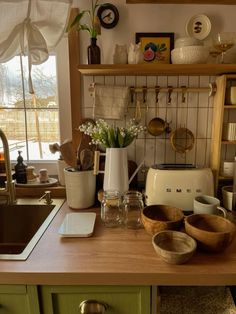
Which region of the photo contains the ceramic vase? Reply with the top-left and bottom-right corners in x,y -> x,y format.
103,147 -> 129,194
64,168 -> 96,209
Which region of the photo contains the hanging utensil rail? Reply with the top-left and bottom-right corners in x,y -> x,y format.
129,83 -> 216,96
89,82 -> 217,101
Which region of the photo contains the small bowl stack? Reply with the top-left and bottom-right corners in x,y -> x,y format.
171,36 -> 209,64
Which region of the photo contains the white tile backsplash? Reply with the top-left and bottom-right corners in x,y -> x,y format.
81,74 -> 235,174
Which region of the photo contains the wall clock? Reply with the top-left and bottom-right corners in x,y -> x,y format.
97,3 -> 119,29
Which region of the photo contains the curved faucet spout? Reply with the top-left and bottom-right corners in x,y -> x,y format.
0,128 -> 16,204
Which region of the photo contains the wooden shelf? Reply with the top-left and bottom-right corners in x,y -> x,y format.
219,175 -> 233,180
224,105 -> 236,108
78,64 -> 236,76
222,140 -> 236,144
126,0 -> 236,3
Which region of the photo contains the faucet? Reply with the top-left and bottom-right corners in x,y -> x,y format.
0,128 -> 16,204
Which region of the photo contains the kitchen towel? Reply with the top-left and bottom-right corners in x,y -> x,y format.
93,85 -> 129,120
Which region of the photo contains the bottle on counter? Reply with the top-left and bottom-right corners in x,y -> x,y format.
14,151 -> 27,184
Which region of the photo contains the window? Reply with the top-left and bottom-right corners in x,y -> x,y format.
0,35 -> 72,173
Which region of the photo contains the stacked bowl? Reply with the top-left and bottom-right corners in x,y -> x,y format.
171,37 -> 209,64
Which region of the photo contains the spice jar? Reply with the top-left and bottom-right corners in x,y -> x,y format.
123,191 -> 144,229
101,190 -> 123,228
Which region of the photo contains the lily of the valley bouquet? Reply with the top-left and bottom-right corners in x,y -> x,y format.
79,119 -> 145,148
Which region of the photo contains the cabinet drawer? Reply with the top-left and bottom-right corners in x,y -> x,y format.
40,285 -> 150,314
0,285 -> 39,314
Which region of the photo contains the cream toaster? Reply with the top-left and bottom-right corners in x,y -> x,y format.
145,165 -> 214,211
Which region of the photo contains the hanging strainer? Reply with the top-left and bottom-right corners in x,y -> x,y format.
170,127 -> 195,154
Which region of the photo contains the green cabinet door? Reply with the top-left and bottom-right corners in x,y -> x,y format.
40,285 -> 151,314
0,285 -> 40,314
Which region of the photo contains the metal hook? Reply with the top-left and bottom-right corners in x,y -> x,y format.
167,86 -> 173,105
142,86 -> 147,103
155,85 -> 160,104
181,86 -> 187,104
209,82 -> 217,97
142,85 -> 148,111
130,86 -> 135,103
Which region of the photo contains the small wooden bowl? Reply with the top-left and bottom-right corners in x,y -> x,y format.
152,230 -> 197,264
185,214 -> 236,253
141,205 -> 184,235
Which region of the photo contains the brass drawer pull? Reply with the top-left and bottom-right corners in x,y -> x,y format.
79,299 -> 108,314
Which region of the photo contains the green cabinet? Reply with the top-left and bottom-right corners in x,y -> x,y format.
40,285 -> 151,314
0,285 -> 40,314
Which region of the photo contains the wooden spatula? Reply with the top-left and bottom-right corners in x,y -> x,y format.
60,140 -> 78,169
80,149 -> 94,170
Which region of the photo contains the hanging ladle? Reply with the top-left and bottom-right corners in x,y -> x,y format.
147,86 -> 171,136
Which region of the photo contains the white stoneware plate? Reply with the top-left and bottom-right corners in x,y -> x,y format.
185,14 -> 211,40
15,177 -> 58,187
58,213 -> 96,237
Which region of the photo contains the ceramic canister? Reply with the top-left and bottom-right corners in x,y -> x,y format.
64,168 -> 96,209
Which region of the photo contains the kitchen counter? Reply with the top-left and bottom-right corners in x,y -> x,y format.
1,201 -> 236,286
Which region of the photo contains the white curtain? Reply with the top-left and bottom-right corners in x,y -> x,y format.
0,0 -> 72,93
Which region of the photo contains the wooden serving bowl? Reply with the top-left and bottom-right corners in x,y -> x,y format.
141,205 -> 184,235
152,230 -> 197,264
185,214 -> 236,253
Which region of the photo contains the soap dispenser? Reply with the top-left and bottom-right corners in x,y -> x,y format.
14,151 -> 27,184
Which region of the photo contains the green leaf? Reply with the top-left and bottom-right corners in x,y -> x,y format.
117,129 -> 124,148
123,134 -> 134,147
107,128 -> 116,147
160,47 -> 167,52
67,11 -> 88,31
79,24 -> 91,32
160,43 -> 166,49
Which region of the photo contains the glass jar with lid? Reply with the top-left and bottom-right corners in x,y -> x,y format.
123,191 -> 144,229
101,190 -> 123,228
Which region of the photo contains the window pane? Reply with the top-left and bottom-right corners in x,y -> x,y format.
0,56 -> 60,161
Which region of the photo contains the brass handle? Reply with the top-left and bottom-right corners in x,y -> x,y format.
79,299 -> 108,314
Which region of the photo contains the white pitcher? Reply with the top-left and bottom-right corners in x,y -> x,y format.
94,148 -> 129,193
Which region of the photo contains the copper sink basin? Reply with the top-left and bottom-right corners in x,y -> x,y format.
0,198 -> 64,260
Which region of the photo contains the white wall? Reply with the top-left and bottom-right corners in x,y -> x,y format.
73,0 -> 236,64
73,0 -> 236,182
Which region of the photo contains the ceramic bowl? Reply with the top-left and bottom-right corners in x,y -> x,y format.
174,37 -> 203,48
152,230 -> 197,264
185,214 -> 236,253
171,46 -> 209,64
141,205 -> 184,235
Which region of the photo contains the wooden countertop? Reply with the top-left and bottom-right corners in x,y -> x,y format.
1,201 -> 236,286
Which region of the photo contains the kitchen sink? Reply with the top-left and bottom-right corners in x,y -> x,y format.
0,198 -> 64,260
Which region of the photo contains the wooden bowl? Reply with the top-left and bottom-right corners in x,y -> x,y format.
141,205 -> 184,235
152,230 -> 197,264
185,214 -> 236,253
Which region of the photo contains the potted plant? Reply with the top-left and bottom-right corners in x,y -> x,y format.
79,119 -> 145,193
67,0 -> 102,64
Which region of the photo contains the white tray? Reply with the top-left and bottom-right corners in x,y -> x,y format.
15,177 -> 58,187
58,213 -> 96,237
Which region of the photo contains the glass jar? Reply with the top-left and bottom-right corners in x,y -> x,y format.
123,191 -> 144,229
101,190 -> 123,228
